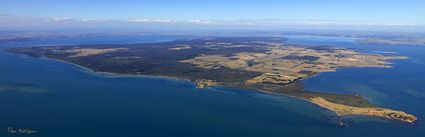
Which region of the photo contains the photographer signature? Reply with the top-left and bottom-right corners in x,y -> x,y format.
7,127 -> 38,135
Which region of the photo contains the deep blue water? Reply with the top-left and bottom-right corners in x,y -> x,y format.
0,35 -> 424,137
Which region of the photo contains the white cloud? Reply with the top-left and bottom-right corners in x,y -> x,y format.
52,17 -> 73,22
1,15 -> 421,28
126,18 -> 217,25
223,19 -> 420,27
186,19 -> 215,24
127,19 -> 174,23
80,18 -> 99,22
127,18 -> 150,23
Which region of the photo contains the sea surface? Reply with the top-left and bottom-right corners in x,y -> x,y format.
0,35 -> 424,137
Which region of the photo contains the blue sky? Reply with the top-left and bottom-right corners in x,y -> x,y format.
1,0 -> 424,29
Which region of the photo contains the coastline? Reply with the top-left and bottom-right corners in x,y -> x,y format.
2,47 -> 417,124
309,97 -> 417,124
39,55 -> 195,83
28,53 -> 417,124
0,50 -> 196,85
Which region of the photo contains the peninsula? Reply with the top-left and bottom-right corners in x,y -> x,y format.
5,37 -> 417,124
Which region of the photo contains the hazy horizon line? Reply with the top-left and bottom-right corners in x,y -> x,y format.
1,15 -> 424,32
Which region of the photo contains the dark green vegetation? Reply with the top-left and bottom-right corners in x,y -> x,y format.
281,55 -> 320,62
5,37 -> 374,107
245,82 -> 375,108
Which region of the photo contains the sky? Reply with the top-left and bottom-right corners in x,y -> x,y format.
1,0 -> 424,30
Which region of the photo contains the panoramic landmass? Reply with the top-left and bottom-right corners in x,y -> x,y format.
4,37 -> 417,124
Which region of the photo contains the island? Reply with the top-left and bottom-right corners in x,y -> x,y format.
359,38 -> 425,46
4,37 -> 417,124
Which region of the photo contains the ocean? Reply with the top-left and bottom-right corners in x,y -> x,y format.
0,34 -> 424,137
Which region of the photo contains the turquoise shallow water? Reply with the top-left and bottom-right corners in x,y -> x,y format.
0,35 -> 424,137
